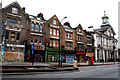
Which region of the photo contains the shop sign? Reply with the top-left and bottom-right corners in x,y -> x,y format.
34,46 -> 44,50
4,51 -> 24,61
86,53 -> 94,57
47,49 -> 59,52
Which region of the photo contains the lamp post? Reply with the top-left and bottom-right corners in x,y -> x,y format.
59,17 -> 67,66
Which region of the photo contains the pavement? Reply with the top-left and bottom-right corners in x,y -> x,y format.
1,61 -> 119,74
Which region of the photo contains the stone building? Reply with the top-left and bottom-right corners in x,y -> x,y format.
91,12 -> 118,62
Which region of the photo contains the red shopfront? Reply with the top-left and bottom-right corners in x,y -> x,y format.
76,51 -> 86,62
86,53 -> 94,65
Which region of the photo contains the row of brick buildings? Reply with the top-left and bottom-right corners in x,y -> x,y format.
0,1 -> 98,63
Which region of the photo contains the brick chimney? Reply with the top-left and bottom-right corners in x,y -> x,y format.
64,22 -> 70,27
22,7 -> 25,12
37,12 -> 43,18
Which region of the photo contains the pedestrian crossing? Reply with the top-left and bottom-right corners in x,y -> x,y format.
79,66 -> 118,72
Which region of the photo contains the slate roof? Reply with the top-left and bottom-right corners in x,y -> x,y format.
94,24 -> 111,32
26,13 -> 46,21
63,22 -> 72,29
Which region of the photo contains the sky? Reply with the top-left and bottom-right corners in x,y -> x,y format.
1,0 -> 119,38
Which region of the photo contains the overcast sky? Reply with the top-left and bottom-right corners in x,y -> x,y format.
1,0 -> 119,38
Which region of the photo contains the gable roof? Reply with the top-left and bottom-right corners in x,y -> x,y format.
47,15 -> 60,22
3,1 -> 29,19
73,24 -> 83,30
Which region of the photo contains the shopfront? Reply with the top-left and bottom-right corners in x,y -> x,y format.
33,45 -> 44,62
63,50 -> 75,63
86,53 -> 94,65
45,49 -> 59,62
3,44 -> 25,62
76,51 -> 86,62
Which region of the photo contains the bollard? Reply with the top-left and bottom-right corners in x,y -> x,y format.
73,60 -> 77,68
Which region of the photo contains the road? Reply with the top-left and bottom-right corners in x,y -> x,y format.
2,64 -> 119,79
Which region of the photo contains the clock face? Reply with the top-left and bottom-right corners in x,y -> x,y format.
104,18 -> 108,23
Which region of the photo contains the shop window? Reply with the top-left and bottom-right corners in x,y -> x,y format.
12,7 -> 18,14
57,30 -> 59,36
40,24 -> 42,32
5,31 -> 9,40
16,33 -> 20,41
53,29 -> 56,35
53,19 -> 56,25
17,20 -> 21,28
35,23 -> 39,32
11,32 -> 15,41
50,40 -> 52,46
52,56 -> 55,61
31,23 -> 34,31
53,40 -> 56,47
48,55 -> 52,61
57,40 -> 59,47
50,28 -> 52,35
35,36 -> 38,43
6,17 -> 10,26
31,36 -> 34,43
11,18 -> 16,27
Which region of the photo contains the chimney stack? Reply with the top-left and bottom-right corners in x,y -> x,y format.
64,22 -> 70,27
22,7 -> 25,12
37,12 -> 43,18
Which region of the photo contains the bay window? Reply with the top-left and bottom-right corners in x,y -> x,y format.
11,18 -> 16,27
35,36 -> 38,43
16,33 -> 20,41
31,36 -> 33,42
50,28 -> 52,34
40,24 -> 42,32
57,30 -> 59,36
53,29 -> 56,35
17,20 -> 21,28
31,23 -> 34,31
5,31 -> 9,40
11,32 -> 15,41
7,17 -> 10,26
35,23 -> 39,32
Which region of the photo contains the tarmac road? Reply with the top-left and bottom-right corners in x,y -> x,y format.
2,64 -> 119,79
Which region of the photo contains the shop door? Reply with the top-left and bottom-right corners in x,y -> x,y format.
35,54 -> 41,62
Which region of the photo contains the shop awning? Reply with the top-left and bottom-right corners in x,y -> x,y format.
86,53 -> 94,57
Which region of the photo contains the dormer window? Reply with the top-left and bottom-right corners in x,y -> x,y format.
79,29 -> 81,33
53,19 -> 56,25
12,7 -> 18,14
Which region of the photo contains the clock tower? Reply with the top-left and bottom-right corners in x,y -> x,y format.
102,11 -> 109,25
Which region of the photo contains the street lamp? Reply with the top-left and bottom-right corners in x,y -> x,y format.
59,16 -> 67,66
